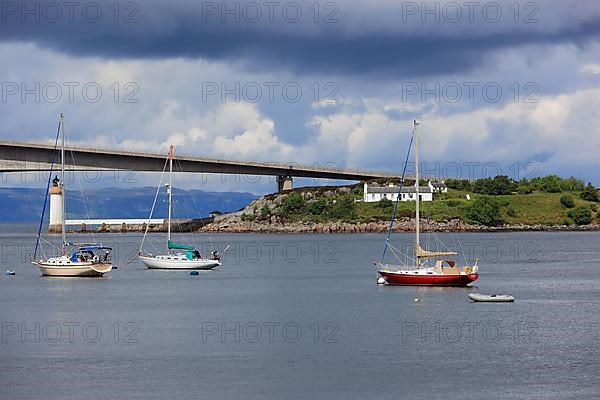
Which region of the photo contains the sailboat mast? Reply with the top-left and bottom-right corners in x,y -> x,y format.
414,120 -> 420,266
167,145 -> 173,247
60,113 -> 66,253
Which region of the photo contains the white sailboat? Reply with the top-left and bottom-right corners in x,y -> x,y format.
376,120 -> 479,286
138,145 -> 222,270
32,114 -> 113,277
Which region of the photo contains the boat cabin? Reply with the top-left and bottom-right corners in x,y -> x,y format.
433,259 -> 460,275
70,246 -> 112,263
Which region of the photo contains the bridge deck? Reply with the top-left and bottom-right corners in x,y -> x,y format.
0,140 -> 402,181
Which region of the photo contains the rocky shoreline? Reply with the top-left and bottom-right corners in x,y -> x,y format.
69,186 -> 600,234
198,217 -> 600,234
194,186 -> 600,234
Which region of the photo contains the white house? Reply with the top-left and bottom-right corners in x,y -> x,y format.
430,181 -> 448,193
363,181 -> 447,203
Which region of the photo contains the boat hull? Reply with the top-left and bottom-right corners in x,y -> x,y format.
468,293 -> 514,302
378,270 -> 478,287
140,256 -> 220,270
33,262 -> 112,277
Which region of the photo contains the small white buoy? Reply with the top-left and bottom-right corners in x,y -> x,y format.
414,298 -> 420,303
377,277 -> 386,285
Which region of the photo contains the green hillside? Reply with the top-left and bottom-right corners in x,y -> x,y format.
247,176 -> 600,227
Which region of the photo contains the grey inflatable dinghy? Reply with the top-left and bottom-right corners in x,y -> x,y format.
468,293 -> 514,302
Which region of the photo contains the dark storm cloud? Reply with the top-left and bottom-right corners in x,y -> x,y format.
1,0 -> 600,77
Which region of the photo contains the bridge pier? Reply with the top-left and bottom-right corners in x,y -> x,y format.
277,175 -> 293,192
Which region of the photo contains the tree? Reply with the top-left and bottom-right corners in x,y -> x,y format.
517,178 -> 532,194
560,194 -> 575,209
540,175 -> 563,193
568,207 -> 592,225
472,176 -> 516,195
466,196 -> 504,226
491,175 -> 517,194
581,183 -> 599,202
472,178 -> 493,194
446,179 -> 472,191
560,176 -> 585,192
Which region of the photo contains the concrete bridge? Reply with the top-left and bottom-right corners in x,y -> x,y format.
0,140 -> 404,191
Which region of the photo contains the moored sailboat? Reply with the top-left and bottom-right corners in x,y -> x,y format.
376,120 -> 479,286
138,145 -> 222,270
32,114 -> 113,277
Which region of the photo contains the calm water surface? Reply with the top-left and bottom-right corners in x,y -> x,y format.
1,226 -> 599,399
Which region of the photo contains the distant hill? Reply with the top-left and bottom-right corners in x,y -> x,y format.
0,187 -> 258,222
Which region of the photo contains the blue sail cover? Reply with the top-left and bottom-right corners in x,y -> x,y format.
70,246 -> 112,262
79,246 -> 112,252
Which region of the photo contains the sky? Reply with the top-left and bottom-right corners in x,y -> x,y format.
1,0 -> 600,194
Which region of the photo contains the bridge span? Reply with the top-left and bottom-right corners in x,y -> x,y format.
0,140 -> 405,191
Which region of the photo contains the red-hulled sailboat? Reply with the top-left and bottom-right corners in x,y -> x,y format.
376,120 -> 479,287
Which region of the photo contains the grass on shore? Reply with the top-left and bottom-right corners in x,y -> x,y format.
270,187 -> 599,226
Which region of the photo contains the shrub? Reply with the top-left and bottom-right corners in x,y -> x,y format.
240,213 -> 255,222
328,195 -> 356,220
466,196 -> 504,226
445,199 -> 462,207
309,198 -> 327,215
568,207 -> 593,225
506,207 -> 517,217
281,192 -> 305,214
581,183 -> 599,202
377,198 -> 393,208
260,205 -> 271,219
396,209 -> 413,218
517,185 -> 532,194
560,194 -> 575,209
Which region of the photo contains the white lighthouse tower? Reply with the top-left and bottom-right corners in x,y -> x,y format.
48,176 -> 64,233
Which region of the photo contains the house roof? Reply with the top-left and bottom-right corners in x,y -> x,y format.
367,186 -> 432,194
431,182 -> 447,188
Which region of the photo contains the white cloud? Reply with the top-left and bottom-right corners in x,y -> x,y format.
2,41 -> 600,193
580,64 -> 600,75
